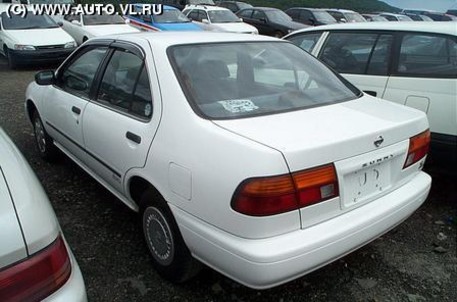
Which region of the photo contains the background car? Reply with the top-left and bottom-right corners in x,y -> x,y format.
402,13 -> 434,21
0,4 -> 76,68
362,14 -> 388,22
423,12 -> 457,21
153,0 -> 215,11
285,7 -> 337,26
0,127 -> 86,301
236,7 -> 307,37
183,5 -> 258,34
326,9 -> 367,23
378,12 -> 414,21
26,31 -> 431,289
217,1 -> 252,13
61,11 -> 140,45
127,5 -> 202,32
284,22 -> 457,166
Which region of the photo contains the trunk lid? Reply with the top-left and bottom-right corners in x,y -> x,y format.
214,96 -> 429,227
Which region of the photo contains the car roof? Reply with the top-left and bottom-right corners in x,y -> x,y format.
185,5 -> 228,11
287,21 -> 457,36
94,31 -> 280,47
287,7 -> 327,12
326,9 -> 357,13
133,3 -> 177,10
244,7 -> 279,11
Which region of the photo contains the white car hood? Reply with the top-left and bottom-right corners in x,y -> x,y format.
0,129 -> 59,264
84,24 -> 140,37
213,96 -> 428,171
5,27 -> 74,46
213,22 -> 257,33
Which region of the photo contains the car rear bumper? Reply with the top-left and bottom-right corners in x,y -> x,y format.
173,171 -> 431,289
9,48 -> 75,65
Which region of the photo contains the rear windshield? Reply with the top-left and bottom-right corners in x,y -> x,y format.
169,42 -> 360,119
208,10 -> 240,23
153,9 -> 190,23
1,12 -> 59,30
83,14 -> 125,25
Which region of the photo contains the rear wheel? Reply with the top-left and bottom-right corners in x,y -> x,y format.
140,189 -> 201,283
32,110 -> 58,161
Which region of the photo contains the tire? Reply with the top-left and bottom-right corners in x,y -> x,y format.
140,189 -> 201,283
32,110 -> 58,161
4,47 -> 17,69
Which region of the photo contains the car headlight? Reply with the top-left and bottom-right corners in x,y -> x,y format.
14,44 -> 36,51
64,41 -> 77,48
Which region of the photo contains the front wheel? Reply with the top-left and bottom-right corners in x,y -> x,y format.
141,190 -> 201,283
32,111 -> 58,161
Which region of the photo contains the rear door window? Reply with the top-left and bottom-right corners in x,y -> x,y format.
396,34 -> 457,78
318,32 -> 393,75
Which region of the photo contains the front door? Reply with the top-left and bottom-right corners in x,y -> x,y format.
42,46 -> 109,159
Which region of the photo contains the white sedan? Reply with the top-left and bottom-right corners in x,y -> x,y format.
25,32 -> 431,289
61,12 -> 140,45
0,128 -> 86,301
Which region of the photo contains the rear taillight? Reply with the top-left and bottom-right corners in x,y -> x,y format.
0,235 -> 72,302
404,130 -> 431,168
232,164 -> 339,216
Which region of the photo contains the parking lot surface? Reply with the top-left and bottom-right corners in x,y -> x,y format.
0,59 -> 455,301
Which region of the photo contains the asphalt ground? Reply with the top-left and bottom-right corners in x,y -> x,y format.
0,58 -> 455,302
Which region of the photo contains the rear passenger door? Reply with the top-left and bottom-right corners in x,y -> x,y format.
82,42 -> 160,193
317,31 -> 394,97
383,33 -> 457,140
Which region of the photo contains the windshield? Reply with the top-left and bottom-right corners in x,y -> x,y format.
169,42 -> 360,119
1,12 -> 59,30
83,14 -> 125,25
153,9 -> 190,23
265,10 -> 292,23
208,10 -> 240,23
346,12 -> 366,22
314,11 -> 337,23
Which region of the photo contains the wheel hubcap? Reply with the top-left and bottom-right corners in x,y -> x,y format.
34,118 -> 46,153
143,207 -> 174,266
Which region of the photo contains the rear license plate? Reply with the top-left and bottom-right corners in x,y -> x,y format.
343,162 -> 391,208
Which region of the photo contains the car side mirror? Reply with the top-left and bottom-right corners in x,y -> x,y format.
340,18 -> 347,23
71,19 -> 81,26
260,18 -> 267,23
309,18 -> 315,25
239,17 -> 243,22
57,21 -> 63,27
202,18 -> 209,24
35,70 -> 55,86
142,15 -> 152,23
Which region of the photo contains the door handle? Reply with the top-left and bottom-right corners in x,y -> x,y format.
363,90 -> 377,97
126,131 -> 141,144
72,106 -> 81,114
